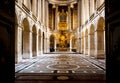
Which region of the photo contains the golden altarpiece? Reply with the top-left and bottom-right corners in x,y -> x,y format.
56,8 -> 70,51
49,5 -> 77,52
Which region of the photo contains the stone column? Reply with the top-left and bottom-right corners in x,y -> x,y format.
85,35 -> 88,55
45,37 -> 47,53
41,0 -> 43,23
68,6 -> 71,31
54,38 -> 56,52
41,29 -> 43,54
36,33 -> 39,56
55,6 -> 58,31
94,30 -> 105,59
32,0 -> 37,16
43,32 -> 46,53
70,35 -> 72,52
38,31 -> 41,55
15,23 -> 18,63
78,0 -> 81,53
81,0 -> 85,25
104,31 -> 106,57
38,0 -> 41,22
46,1 -> 49,29
52,8 -> 54,30
81,36 -> 84,54
32,30 -> 37,57
88,34 -> 95,57
46,37 -> 50,53
84,36 -> 86,55
42,0 -> 45,25
89,0 -> 95,16
23,29 -> 32,58
76,38 -> 79,53
78,38 -> 81,53
15,25 -> 23,63
45,1 -> 49,28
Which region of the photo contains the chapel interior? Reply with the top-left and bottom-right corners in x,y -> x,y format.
1,0 -> 120,83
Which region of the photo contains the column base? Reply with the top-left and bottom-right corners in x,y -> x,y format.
15,54 -> 22,63
88,49 -> 95,57
85,49 -> 88,55
22,53 -> 32,59
95,50 -> 105,59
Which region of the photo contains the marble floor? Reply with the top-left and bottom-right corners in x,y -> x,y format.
15,53 -> 106,83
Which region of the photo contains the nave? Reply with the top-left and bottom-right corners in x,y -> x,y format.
15,53 -> 105,83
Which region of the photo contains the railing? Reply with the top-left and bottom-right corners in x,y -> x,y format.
22,4 -> 30,14
97,2 -> 105,12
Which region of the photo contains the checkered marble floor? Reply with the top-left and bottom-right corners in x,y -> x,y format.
15,54 -> 105,82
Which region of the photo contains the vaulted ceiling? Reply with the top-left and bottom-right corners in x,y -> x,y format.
48,0 -> 77,5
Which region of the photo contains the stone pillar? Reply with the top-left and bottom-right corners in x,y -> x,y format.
70,36 -> 72,52
39,35 -> 42,54
32,0 -> 37,16
89,0 -> 95,16
29,30 -> 32,58
85,36 -> 88,55
32,30 -> 37,57
84,0 -> 87,22
52,8 -> 54,30
78,38 -> 81,53
88,34 -> 95,57
41,0 -> 43,23
46,1 -> 49,29
42,0 -> 45,25
15,25 -> 22,63
23,29 -> 32,58
46,37 -> 50,53
81,0 -> 85,25
38,0 -> 41,22
43,32 -> 46,53
55,6 -> 58,30
54,39 -> 56,52
78,0 -> 81,53
81,36 -> 84,54
45,1 -> 49,28
38,31 -> 41,55
84,36 -> 86,55
40,0 -> 44,24
41,30 -> 43,54
104,31 -> 106,57
86,0 -> 90,21
95,30 -> 105,59
44,37 -> 47,53
68,6 -> 71,31
76,38 -> 79,53
36,33 -> 39,56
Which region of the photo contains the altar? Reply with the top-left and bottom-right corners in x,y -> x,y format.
56,48 -> 70,51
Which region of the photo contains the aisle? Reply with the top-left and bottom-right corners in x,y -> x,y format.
15,54 -> 105,83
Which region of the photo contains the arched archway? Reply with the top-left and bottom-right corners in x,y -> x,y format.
50,34 -> 55,52
88,24 -> 95,57
85,29 -> 88,55
32,25 -> 37,57
22,18 -> 31,58
38,29 -> 41,54
95,17 -> 105,59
